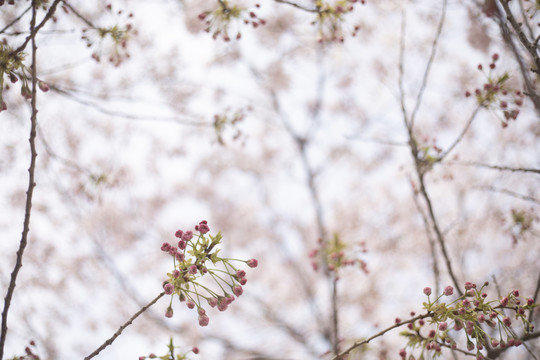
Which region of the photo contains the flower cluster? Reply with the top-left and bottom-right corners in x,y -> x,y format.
197,2 -> 266,41
139,338 -> 198,360
161,220 -> 257,327
309,233 -> 367,276
399,282 -> 537,359
465,53 -> 525,127
78,3 -> 135,66
0,42 -> 49,112
312,0 -> 366,43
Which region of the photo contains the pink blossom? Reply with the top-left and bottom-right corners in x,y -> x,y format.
192,347 -> 199,354
172,270 -> 180,278
189,265 -> 198,274
464,281 -> 476,290
512,290 -> 519,297
233,285 -> 243,297
247,258 -> 258,268
175,230 -> 183,238
503,316 -> 511,326
175,253 -> 185,262
198,314 -> 209,326
217,298 -> 228,311
423,287 -> 432,296
478,314 -> 485,323
399,349 -> 406,358
443,286 -> 454,296
182,231 -> 193,241
198,308 -> 206,316
236,270 -> 246,278
187,301 -> 195,309
500,296 -> 509,306
208,297 -> 218,308
163,282 -> 174,295
161,242 -> 171,252
438,322 -> 447,331
168,247 -> 177,256
428,329 -> 436,338
197,220 -> 210,234
178,240 -> 186,250
239,278 -> 247,285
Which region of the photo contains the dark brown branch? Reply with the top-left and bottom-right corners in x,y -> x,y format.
499,0 -> 540,76
417,173 -> 463,296
84,292 -> 166,360
0,2 -> 39,359
398,0 -> 462,296
332,312 -> 434,360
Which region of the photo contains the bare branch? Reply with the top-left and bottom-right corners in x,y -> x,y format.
274,0 -> 318,13
14,0 -> 62,54
0,2 -> 39,358
0,5 -> 31,34
437,105 -> 481,163
333,312 -> 434,360
474,185 -> 539,204
499,0 -> 540,76
448,161 -> 540,174
409,0 -> 448,130
84,292 -> 166,360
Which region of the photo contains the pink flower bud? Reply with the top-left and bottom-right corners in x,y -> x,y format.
503,317 -> 511,326
208,297 -> 218,307
182,231 -> 193,241
438,322 -> 448,331
163,282 -> 174,295
165,306 -> 173,318
247,258 -> 258,268
500,296 -> 508,306
423,287 -> 432,296
175,230 -> 183,238
161,242 -> 171,252
187,301 -> 195,309
198,314 -> 209,326
443,286 -> 453,296
192,347 -> 199,354
189,265 -> 198,274
233,285 -> 243,297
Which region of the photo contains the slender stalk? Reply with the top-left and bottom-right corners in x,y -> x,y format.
0,3 -> 39,359
332,312 -> 434,359
84,292 -> 166,360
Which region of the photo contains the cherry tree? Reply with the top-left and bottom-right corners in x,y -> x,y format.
0,0 -> 539,359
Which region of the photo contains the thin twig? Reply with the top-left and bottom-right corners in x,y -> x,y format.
398,10 -> 409,125
332,312 -> 434,360
409,177 -> 440,295
0,5 -> 32,34
60,0 -> 96,29
0,2 -> 39,359
474,185 -> 539,204
274,0 -> 318,13
84,292 -> 166,360
14,0 -> 62,55
448,161 -> 540,174
409,0 -> 448,130
436,105 -> 481,163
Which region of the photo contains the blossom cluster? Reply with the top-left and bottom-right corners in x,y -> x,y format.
309,233 -> 368,276
465,53 -> 525,127
197,2 -> 266,41
313,0 -> 366,43
0,42 -> 49,112
399,282 -> 537,360
161,220 -> 257,327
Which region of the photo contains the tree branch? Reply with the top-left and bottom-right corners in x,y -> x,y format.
0,2 -> 39,358
84,292 -> 166,360
332,312 -> 434,360
499,0 -> 540,76
274,0 -> 318,13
